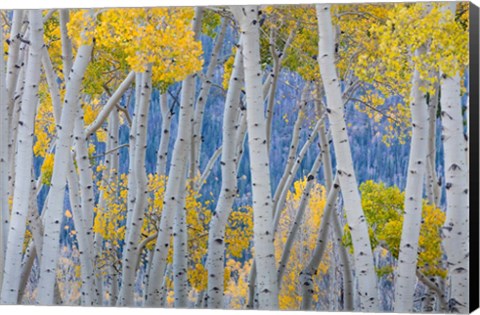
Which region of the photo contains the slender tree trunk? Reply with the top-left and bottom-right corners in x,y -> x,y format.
316,4 -> 379,311
332,207 -> 353,311
272,118 -> 323,232
117,66 -> 152,306
271,84 -> 308,218
0,15 -> 8,293
190,18 -> 227,179
145,9 -> 202,306
173,182 -> 189,307
59,9 -> 73,76
206,44 -> 244,308
300,177 -> 339,310
156,93 -> 172,176
232,5 -> 278,309
125,73 -> 142,231
0,10 -> 43,303
277,153 -> 323,288
85,71 -> 135,137
72,105 -> 98,305
426,81 -> 440,206
37,11 -> 94,304
393,47 -> 429,313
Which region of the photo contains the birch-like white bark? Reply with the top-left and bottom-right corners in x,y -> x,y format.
316,4 -> 378,311
190,19 -> 227,179
440,73 -> 469,313
59,9 -> 73,75
233,5 -> 278,309
6,10 -> 25,121
117,66 -> 152,306
272,85 -> 308,218
300,177 -> 340,310
85,71 -> 135,137
437,4 -> 469,313
0,16 -> 8,291
37,11 -> 94,304
156,93 -> 172,176
73,106 -> 98,305
195,146 -> 222,192
145,8 -> 202,306
0,10 -> 43,303
206,44 -> 244,308
173,181 -> 189,307
272,118 -> 323,231
277,153 -> 323,288
125,73 -> 142,231
265,29 -> 295,151
393,47 -> 429,313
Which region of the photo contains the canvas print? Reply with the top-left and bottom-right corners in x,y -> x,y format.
0,2 -> 476,313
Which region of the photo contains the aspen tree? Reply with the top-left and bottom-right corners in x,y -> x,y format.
0,10 -> 43,304
316,4 -> 379,311
231,5 -> 278,309
394,46 -> 429,314
37,10 -> 95,305
145,8 -> 203,306
439,4 -> 469,313
117,66 -> 152,306
206,44 -> 244,308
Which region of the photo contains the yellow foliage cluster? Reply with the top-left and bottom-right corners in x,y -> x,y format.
335,3 -> 468,145
68,8 -> 203,90
276,177 -> 329,309
343,180 -> 446,278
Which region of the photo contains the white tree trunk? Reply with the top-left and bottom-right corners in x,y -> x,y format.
440,72 -> 469,313
277,153 -> 323,288
156,93 -> 172,176
0,15 -> 8,292
316,4 -> 378,311
300,177 -> 339,310
6,10 -> 25,121
117,66 -> 152,306
37,11 -> 94,304
190,18 -> 227,179
272,84 -> 308,218
125,73 -> 142,231
59,9 -> 73,75
272,118 -> 323,231
232,5 -> 278,309
0,10 -> 43,304
85,71 -> 135,137
173,183 -> 189,307
206,43 -> 244,308
393,47 -> 429,313
72,105 -> 98,305
145,9 -> 202,306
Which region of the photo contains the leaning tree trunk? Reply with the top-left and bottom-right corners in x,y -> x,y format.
0,10 -> 43,304
117,66 -> 152,306
277,153 -> 323,288
440,72 -> 469,313
206,43 -> 244,308
0,15 -> 8,293
300,177 -> 339,310
316,4 -> 379,311
393,46 -> 429,313
231,5 -> 278,310
37,11 -> 94,304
